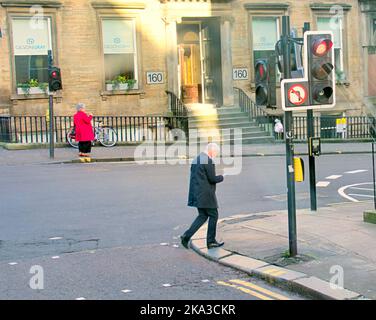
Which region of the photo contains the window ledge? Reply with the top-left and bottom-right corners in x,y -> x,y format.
91,1 -> 145,10
244,3 -> 289,11
0,1 -> 62,8
310,3 -> 352,11
10,93 -> 62,102
100,90 -> 145,97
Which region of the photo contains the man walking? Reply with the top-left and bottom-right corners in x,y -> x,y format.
181,143 -> 224,249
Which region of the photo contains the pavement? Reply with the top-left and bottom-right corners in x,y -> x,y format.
190,201 -> 376,300
0,141 -> 373,166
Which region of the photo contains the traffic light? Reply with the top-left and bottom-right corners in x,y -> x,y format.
254,56 -> 276,108
307,33 -> 335,106
48,67 -> 62,91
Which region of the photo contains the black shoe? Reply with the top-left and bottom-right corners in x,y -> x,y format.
180,236 -> 190,249
207,241 -> 224,249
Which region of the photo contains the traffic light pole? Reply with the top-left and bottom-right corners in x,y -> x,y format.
303,22 -> 317,212
282,16 -> 297,257
48,50 -> 54,159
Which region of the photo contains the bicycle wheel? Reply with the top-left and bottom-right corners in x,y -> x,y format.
66,127 -> 79,148
98,127 -> 117,147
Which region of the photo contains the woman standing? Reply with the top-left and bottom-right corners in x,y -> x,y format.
73,103 -> 94,162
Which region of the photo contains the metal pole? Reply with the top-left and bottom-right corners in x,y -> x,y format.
282,16 -> 297,257
303,22 -> 317,212
373,141 -> 376,210
48,50 -> 54,159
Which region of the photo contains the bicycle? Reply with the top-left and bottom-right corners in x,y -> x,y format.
66,121 -> 118,148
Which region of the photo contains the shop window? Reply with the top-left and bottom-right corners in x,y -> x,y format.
12,17 -> 52,94
102,18 -> 138,90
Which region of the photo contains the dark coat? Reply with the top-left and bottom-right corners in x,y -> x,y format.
188,152 -> 224,209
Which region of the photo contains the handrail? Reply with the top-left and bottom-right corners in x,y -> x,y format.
166,90 -> 188,117
234,87 -> 276,137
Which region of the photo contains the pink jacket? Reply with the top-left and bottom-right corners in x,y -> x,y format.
73,111 -> 94,142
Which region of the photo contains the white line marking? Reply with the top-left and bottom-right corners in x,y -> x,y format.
8,262 -> 18,266
76,297 -> 86,300
51,256 -> 60,259
162,284 -> 172,287
172,244 -> 179,248
325,175 -> 342,180
121,289 -> 132,294
160,243 -> 169,246
338,182 -> 373,202
345,170 -> 368,174
49,237 -> 63,240
349,187 -> 373,191
317,181 -> 330,187
201,279 -> 210,283
348,194 -> 374,198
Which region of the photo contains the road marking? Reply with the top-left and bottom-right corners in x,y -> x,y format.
8,262 -> 18,266
349,187 -> 373,191
316,181 -> 330,187
76,297 -> 86,300
229,279 -> 290,300
49,237 -> 63,240
348,194 -> 374,198
121,289 -> 132,294
217,281 -> 273,300
51,256 -> 60,259
160,243 -> 169,246
345,170 -> 368,174
338,182 -> 373,202
162,283 -> 172,287
262,268 -> 287,277
325,175 -> 342,180
201,279 -> 210,283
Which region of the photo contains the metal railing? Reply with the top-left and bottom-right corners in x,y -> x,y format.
233,87 -> 373,141
234,87 -> 276,136
0,115 -> 189,144
166,90 -> 188,117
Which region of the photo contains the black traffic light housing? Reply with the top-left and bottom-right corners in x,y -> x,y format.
309,137 -> 321,156
254,56 -> 276,108
307,34 -> 335,106
48,66 -> 62,92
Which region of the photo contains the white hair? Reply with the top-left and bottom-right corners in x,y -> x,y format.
205,142 -> 220,154
75,103 -> 86,111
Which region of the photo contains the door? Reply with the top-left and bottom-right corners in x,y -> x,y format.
201,20 -> 223,106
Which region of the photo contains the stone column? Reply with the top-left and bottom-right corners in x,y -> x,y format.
220,16 -> 234,107
165,18 -> 179,97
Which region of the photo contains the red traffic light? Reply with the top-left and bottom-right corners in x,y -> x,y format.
312,39 -> 333,57
255,61 -> 267,81
51,71 -> 57,78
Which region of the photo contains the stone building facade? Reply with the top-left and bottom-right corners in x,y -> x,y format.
0,0 -> 370,117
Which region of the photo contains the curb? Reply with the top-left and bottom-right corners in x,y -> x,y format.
44,150 -> 372,165
189,224 -> 364,300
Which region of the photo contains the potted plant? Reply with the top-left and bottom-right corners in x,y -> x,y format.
106,74 -> 137,91
17,79 -> 49,95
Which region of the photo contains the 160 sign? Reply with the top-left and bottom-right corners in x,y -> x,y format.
233,68 -> 248,80
147,72 -> 164,84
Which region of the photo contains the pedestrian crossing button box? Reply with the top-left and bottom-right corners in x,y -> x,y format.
309,137 -> 321,156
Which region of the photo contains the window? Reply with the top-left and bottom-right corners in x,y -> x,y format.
12,17 -> 52,92
102,18 -> 138,89
252,17 -> 279,63
317,17 -> 344,76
